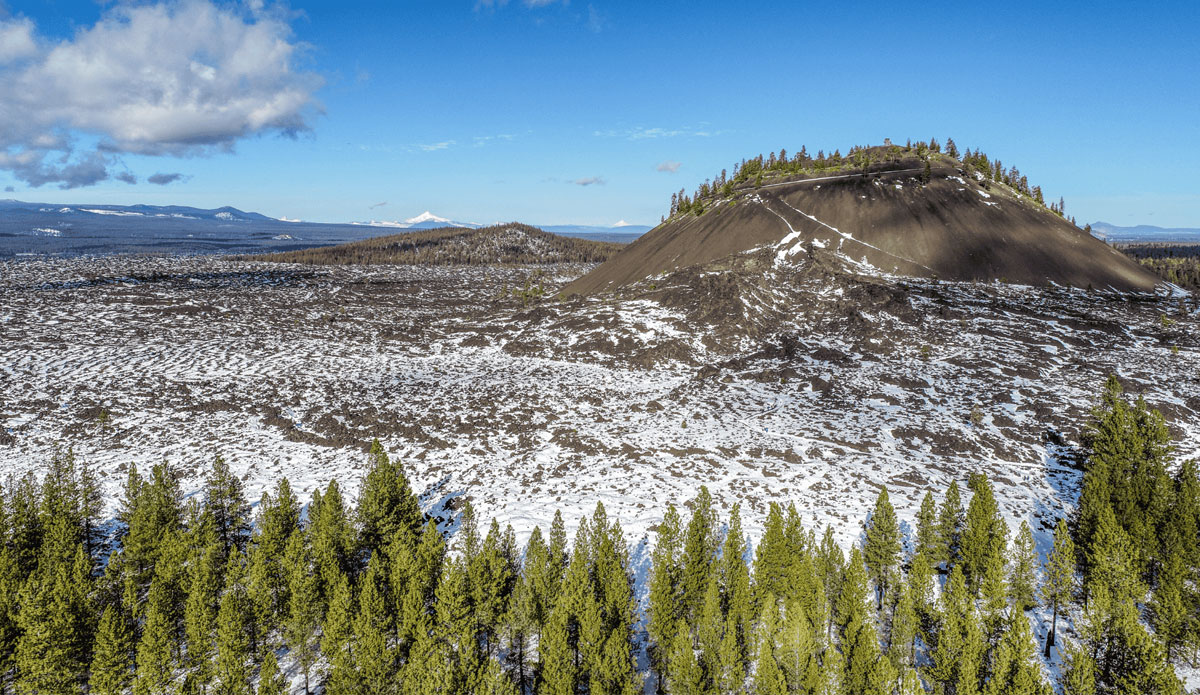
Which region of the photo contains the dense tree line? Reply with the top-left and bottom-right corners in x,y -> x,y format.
0,380 -> 1195,693
1117,244 -> 1200,291
244,224 -> 622,267
667,139 -> 1070,225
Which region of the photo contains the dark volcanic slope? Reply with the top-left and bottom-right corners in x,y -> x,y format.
249,222 -> 623,266
567,158 -> 1159,294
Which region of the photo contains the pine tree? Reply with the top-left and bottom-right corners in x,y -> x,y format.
719,504 -> 752,681
840,549 -> 893,695
1061,639 -> 1096,695
888,582 -> 917,670
647,504 -> 683,692
778,600 -> 820,694
695,575 -> 723,687
245,541 -> 274,656
214,554 -> 253,695
205,455 -> 251,556
961,473 -> 1005,594
1042,518 -> 1075,656
469,520 -> 515,660
354,554 -> 395,695
90,605 -> 135,695
753,503 -> 791,605
1150,549 -> 1188,660
252,477 -> 300,624
816,527 -> 843,641
681,487 -> 719,626
936,481 -> 964,569
913,490 -> 939,562
183,541 -> 221,692
979,541 -> 1009,648
321,570 -> 357,695
667,621 -> 703,694
134,579 -> 175,695
309,481 -> 355,599
508,565 -> 534,693
1008,520 -> 1038,612
927,565 -> 970,693
835,547 -> 869,640
908,552 -> 935,636
284,531 -> 320,695
984,612 -> 1050,695
753,599 -> 786,695
583,504 -> 638,695
863,487 -> 901,611
395,520 -> 445,655
816,644 -> 843,695
256,650 -> 287,695
14,530 -> 93,695
357,439 -> 423,556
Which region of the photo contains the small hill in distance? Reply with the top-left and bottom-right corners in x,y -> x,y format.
247,222 -> 624,266
568,139 -> 1160,294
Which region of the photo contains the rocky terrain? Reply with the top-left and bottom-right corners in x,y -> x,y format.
2,250 -> 1196,558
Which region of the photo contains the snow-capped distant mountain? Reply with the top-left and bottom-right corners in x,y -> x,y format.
355,211 -> 481,230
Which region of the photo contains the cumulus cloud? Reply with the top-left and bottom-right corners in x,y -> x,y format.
0,1 -> 323,188
656,160 -> 681,173
573,176 -> 605,186
0,17 -> 36,63
147,172 -> 185,185
115,172 -> 138,184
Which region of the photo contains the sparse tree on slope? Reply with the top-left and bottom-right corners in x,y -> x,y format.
1041,518 -> 1076,657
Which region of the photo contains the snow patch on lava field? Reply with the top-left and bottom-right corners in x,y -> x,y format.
3,255 -> 1197,562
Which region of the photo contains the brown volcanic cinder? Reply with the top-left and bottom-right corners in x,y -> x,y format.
566,153 -> 1159,294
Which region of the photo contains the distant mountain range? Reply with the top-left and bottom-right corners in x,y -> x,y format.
0,200 -> 649,257
1089,221 -> 1200,243
354,210 -> 653,239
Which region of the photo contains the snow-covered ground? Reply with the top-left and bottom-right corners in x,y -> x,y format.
3,253 -> 1198,687
3,255 -> 1196,553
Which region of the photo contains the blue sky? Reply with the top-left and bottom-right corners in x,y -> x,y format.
1,0 -> 1197,227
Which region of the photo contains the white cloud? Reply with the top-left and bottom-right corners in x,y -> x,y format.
418,140 -> 456,152
0,1 -> 322,188
656,160 -> 681,173
0,17 -> 36,63
595,126 -> 719,141
573,176 -> 605,186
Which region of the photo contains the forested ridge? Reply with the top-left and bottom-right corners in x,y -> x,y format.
0,377 -> 1196,694
243,224 -> 622,267
666,138 -> 1077,225
1117,244 -> 1200,291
